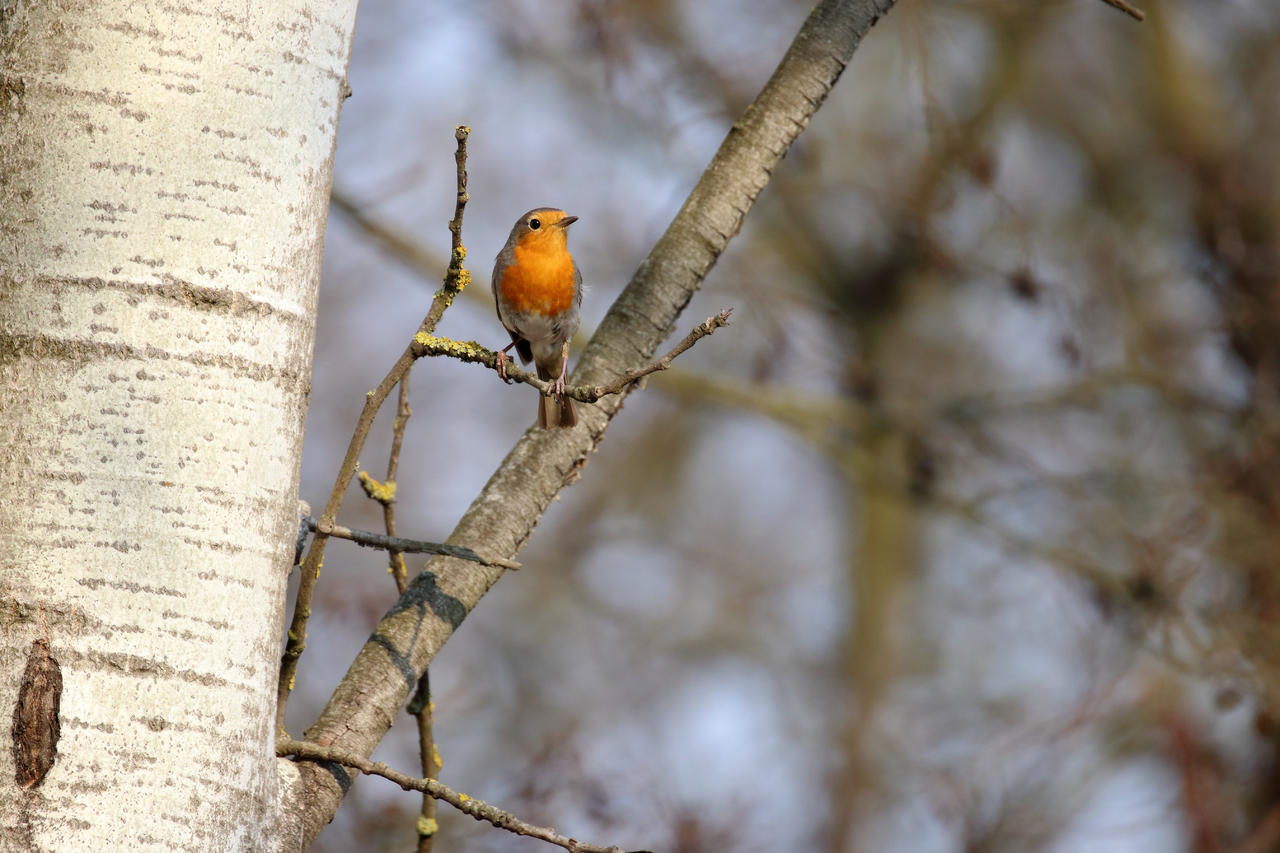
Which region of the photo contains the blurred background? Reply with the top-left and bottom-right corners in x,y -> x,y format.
285,0 -> 1280,850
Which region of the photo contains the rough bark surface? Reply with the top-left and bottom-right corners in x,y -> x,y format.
0,2 -> 356,850
284,0 -> 898,845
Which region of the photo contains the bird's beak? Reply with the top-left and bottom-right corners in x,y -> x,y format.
557,215 -> 579,228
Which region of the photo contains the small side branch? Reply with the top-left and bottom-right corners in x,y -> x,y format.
277,740 -> 648,853
305,516 -> 521,570
414,309 -> 733,403
1095,0 -> 1144,21
577,309 -> 733,400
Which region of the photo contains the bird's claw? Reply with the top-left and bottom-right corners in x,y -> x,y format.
495,351 -> 512,384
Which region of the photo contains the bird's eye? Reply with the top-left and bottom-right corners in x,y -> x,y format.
528,218 -> 541,230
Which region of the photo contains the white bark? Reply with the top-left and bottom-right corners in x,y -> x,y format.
0,2 -> 356,850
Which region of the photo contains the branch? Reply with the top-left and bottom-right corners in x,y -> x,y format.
277,740 -> 648,853
1095,0 -> 1145,21
408,668 -> 440,852
276,126 -> 473,734
304,516 -> 521,570
358,374 -> 415,591
413,309 -> 733,403
287,0 -> 899,841
329,187 -> 449,283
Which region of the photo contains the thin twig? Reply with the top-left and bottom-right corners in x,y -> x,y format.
361,374 -> 441,852
276,126 -> 473,734
1095,0 -> 1145,21
364,374 -> 414,592
413,309 -> 733,404
305,516 -> 521,570
448,136 -> 468,260
409,668 -> 440,852
277,739 -> 648,853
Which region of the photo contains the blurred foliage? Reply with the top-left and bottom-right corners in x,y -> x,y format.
299,0 -> 1280,850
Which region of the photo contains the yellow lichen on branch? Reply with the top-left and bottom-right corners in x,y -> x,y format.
357,470 -> 397,504
412,333 -> 490,364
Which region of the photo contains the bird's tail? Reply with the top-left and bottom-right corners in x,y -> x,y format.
536,364 -> 577,429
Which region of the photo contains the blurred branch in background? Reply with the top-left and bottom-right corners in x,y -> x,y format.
329,186 -> 450,287
1096,0 -> 1146,22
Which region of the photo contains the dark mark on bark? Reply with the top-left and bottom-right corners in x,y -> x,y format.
11,638 -> 62,790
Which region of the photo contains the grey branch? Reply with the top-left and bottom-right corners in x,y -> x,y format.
304,516 -> 521,570
414,309 -> 733,403
277,739 -> 648,853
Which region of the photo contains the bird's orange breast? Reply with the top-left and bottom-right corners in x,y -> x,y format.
499,240 -> 577,316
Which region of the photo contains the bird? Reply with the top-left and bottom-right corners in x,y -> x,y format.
492,207 -> 582,429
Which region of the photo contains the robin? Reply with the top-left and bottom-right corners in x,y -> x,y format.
492,207 -> 582,429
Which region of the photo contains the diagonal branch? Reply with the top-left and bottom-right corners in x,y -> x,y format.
277,740 -> 648,853
282,0 -> 899,843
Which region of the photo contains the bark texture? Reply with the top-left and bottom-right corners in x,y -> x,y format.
0,2 -> 355,849
284,0 -> 898,844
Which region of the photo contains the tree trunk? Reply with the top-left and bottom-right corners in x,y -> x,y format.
0,2 -> 355,850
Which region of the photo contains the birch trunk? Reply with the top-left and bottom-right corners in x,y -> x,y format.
0,2 -> 355,850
